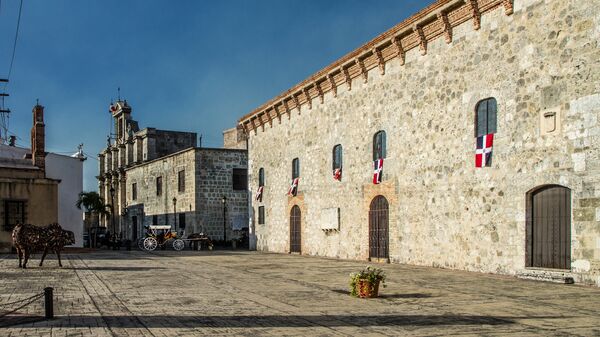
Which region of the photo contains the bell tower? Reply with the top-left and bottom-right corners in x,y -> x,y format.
109,100 -> 133,144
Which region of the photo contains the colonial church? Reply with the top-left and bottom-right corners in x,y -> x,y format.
238,0 -> 600,286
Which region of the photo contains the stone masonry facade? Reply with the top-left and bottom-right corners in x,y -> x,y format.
240,0 -> 600,286
125,148 -> 248,240
98,101 -> 248,241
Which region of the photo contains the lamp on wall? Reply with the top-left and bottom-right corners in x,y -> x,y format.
109,185 -> 115,234
172,197 -> 177,229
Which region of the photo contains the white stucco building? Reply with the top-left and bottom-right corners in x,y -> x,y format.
0,144 -> 85,247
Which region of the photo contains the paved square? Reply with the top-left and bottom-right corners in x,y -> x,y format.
1,251 -> 599,336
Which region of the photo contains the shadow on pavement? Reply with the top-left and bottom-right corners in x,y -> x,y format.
62,266 -> 165,271
330,289 -> 433,299
0,314 -> 543,328
0,315 -> 45,328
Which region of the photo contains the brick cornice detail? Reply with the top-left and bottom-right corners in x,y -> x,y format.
239,0 -> 513,134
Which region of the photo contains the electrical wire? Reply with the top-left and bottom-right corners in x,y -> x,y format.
3,0 -> 24,91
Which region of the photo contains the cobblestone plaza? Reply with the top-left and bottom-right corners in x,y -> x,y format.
1,251 -> 599,336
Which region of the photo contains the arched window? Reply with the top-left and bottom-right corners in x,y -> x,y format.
258,168 -> 265,187
373,131 -> 386,161
332,145 -> 343,170
475,97 -> 497,137
292,158 -> 300,179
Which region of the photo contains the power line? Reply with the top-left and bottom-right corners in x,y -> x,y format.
3,0 -> 24,91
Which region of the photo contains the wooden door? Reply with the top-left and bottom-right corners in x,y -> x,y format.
369,196 -> 389,260
131,216 -> 138,241
290,205 -> 301,253
527,185 -> 571,269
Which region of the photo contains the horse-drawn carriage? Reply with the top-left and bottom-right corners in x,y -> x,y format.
137,225 -> 214,251
138,225 -> 185,251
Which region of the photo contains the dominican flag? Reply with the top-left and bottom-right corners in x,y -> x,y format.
255,186 -> 264,202
475,133 -> 494,167
287,178 -> 299,196
109,104 -> 118,113
373,159 -> 383,184
333,168 -> 342,181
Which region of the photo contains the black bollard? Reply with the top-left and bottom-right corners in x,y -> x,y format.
44,287 -> 54,319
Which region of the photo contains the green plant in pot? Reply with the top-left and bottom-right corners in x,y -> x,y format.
349,266 -> 386,298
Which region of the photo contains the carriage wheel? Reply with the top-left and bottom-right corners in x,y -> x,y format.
143,237 -> 157,251
173,239 -> 185,251
137,238 -> 145,250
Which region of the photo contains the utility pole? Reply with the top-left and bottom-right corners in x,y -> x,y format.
0,79 -> 10,144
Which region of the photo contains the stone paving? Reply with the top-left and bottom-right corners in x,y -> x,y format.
0,250 -> 599,336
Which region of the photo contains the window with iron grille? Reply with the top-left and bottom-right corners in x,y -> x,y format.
178,170 -> 185,192
258,206 -> 265,225
475,97 -> 497,137
132,183 -> 137,201
233,168 -> 247,190
156,176 -> 162,196
292,158 -> 300,179
373,131 -> 386,161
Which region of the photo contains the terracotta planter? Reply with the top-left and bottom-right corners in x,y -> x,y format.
356,279 -> 381,298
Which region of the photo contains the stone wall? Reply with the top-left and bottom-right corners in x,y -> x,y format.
125,147 -> 248,241
126,148 -> 197,237
223,127 -> 247,150
246,0 -> 600,285
196,148 -> 248,239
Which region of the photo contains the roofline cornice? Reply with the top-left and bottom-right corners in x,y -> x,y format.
238,0 -> 513,134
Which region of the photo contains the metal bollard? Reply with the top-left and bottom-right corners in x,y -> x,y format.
44,287 -> 54,319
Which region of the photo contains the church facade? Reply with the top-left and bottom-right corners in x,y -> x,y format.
239,0 -> 600,285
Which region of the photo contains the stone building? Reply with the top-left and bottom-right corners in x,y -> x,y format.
98,101 -> 248,241
238,0 -> 600,286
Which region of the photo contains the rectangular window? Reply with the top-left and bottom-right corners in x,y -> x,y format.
258,206 -> 265,225
178,213 -> 186,230
292,158 -> 300,179
152,215 -> 158,226
3,200 -> 26,232
156,176 -> 162,196
132,183 -> 137,201
233,168 -> 247,190
178,170 -> 185,192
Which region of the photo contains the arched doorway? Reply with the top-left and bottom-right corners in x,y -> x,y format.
526,185 -> 571,269
369,196 -> 389,260
290,205 -> 301,253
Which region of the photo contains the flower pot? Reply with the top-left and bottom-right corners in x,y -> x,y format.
356,279 -> 381,298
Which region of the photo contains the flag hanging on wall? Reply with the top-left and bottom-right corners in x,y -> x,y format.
333,168 -> 342,181
255,186 -> 264,202
373,159 -> 384,184
287,178 -> 299,196
475,133 -> 494,167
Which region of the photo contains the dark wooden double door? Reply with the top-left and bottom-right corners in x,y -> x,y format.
527,185 -> 571,270
290,205 -> 301,253
369,196 -> 389,260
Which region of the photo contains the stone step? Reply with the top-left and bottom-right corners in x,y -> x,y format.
516,269 -> 575,284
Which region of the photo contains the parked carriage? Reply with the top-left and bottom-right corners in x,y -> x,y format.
139,225 -> 185,251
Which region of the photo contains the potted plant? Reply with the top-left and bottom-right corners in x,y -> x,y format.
349,266 -> 386,298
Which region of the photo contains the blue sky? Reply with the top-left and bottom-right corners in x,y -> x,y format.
0,0 -> 433,191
